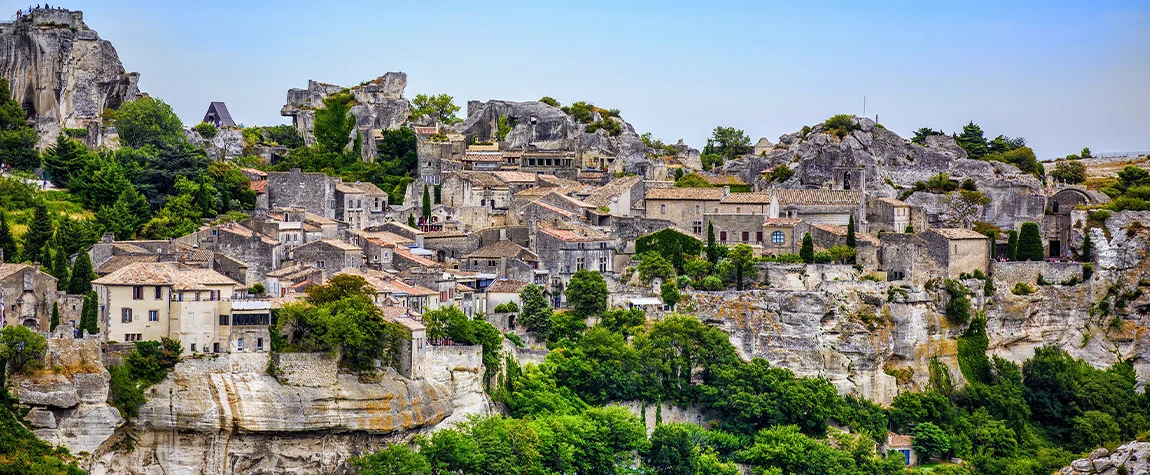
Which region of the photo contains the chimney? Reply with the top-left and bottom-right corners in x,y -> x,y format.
722,186 -> 731,198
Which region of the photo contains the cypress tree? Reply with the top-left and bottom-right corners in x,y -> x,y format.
80,291 -> 99,337
0,212 -> 16,262
846,215 -> 857,248
1006,230 -> 1019,261
49,246 -> 70,289
1017,222 -> 1045,261
23,202 -> 53,264
706,222 -> 718,264
68,251 -> 96,294
50,302 -> 60,332
422,184 -> 432,218
407,214 -> 417,228
1081,230 -> 1094,262
984,230 -> 997,259
800,232 -> 815,263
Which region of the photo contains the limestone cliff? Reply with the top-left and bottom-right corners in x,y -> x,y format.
280,73 -> 412,159
727,118 -> 1046,231
1059,443 -> 1150,475
0,8 -> 142,146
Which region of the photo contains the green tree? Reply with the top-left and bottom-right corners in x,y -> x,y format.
1050,160 -> 1086,184
68,251 -> 96,294
407,214 -> 416,227
706,222 -> 719,264
519,284 -> 553,335
1081,147 -> 1092,158
729,243 -> 757,290
800,232 -> 814,263
314,92 -> 356,154
1081,231 -> 1094,262
42,134 -> 94,187
911,422 -> 951,461
22,202 -> 53,263
911,127 -> 943,145
47,244 -> 70,287
539,96 -> 560,108
0,212 -> 15,262
643,423 -> 696,475
984,230 -> 998,259
565,269 -> 607,317
0,325 -> 47,374
352,444 -> 430,475
674,174 -> 714,188
0,78 -> 39,170
955,121 -> 988,159
706,126 -> 752,159
411,93 -> 462,125
1072,410 -> 1120,451
661,282 -> 681,310
846,214 -> 857,248
79,291 -> 99,336
422,183 -> 431,218
1017,222 -> 1044,261
1006,230 -> 1019,261
111,96 -> 185,148
638,252 -> 676,283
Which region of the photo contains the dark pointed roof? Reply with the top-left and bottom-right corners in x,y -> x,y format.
204,102 -> 236,127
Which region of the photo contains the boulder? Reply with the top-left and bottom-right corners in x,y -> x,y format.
1059,441 -> 1150,474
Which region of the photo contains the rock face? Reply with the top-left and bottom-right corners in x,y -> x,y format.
91,357 -> 455,474
1059,443 -> 1150,475
727,117 -> 1045,231
0,9 -> 142,146
186,127 -> 244,160
280,73 -> 412,157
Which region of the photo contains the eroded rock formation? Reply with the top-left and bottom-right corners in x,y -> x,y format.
0,9 -> 142,146
280,73 -> 412,158
1059,443 -> 1150,475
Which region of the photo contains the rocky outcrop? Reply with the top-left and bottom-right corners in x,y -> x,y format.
90,356 -> 454,474
186,127 -> 244,160
280,73 -> 412,157
1059,444 -> 1150,475
727,117 -> 1045,230
0,9 -> 142,146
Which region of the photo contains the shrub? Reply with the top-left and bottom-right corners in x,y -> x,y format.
765,164 -> 795,183
1012,282 -> 1036,295
63,127 -> 88,138
0,326 -> 47,374
494,301 -> 520,313
1083,262 -> 1095,281
193,122 -> 219,139
504,332 -> 525,348
824,114 -> 860,138
1017,222 -> 1045,261
108,363 -> 144,419
539,96 -> 560,108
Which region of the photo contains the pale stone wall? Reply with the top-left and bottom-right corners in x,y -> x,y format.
273,352 -> 339,387
644,198 -> 719,229
759,263 -> 858,291
175,352 -> 270,375
991,261 -> 1084,286
614,400 -> 705,435
424,344 -> 490,428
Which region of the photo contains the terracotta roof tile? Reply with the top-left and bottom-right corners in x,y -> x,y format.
928,228 -> 989,240
722,192 -> 774,204
584,175 -> 642,207
464,240 -> 537,260
486,279 -> 529,294
763,217 -> 802,227
645,187 -> 726,201
773,189 -> 862,205
92,262 -> 239,290
538,224 -> 610,242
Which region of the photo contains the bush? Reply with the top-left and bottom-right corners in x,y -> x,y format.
494,301 -> 520,313
539,96 -> 560,108
0,326 -> 47,374
108,363 -> 144,419
1012,282 -> 1036,295
824,114 -> 860,138
765,164 -> 795,183
192,122 -> 219,139
1017,222 -> 1045,261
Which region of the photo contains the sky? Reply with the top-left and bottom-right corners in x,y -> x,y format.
52,0 -> 1150,159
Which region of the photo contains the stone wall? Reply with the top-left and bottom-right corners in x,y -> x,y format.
272,352 -> 339,387
759,263 -> 859,291
615,401 -> 705,435
991,261 -> 1085,286
175,352 -> 270,375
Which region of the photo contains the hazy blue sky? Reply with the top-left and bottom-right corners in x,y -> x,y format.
59,0 -> 1150,158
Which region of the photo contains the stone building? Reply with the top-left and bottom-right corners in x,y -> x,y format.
919,228 -> 991,280
292,239 -> 363,281
761,217 -> 803,255
1045,186 -> 1110,259
92,262 -> 239,354
520,150 -> 578,178
461,240 -> 540,281
643,187 -> 727,235
584,175 -> 644,217
753,137 -> 774,156
225,299 -> 272,354
866,198 -> 925,235
265,265 -> 323,298
175,223 -> 283,286
706,213 -> 771,248
382,306 -> 426,379
266,169 -> 338,219
877,233 -> 926,282
0,263 -> 60,331
807,222 -> 879,270
421,230 -> 482,264
535,223 -> 615,306
336,182 -> 389,230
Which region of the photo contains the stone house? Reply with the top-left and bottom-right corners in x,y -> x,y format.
202,102 -> 236,128
265,264 -> 323,298
807,222 -> 879,270
706,212 -> 771,248
382,305 -> 426,379
421,230 -> 482,264
866,198 -> 924,235
519,199 -> 583,230
485,279 -> 529,315
535,223 -> 615,307
392,246 -> 442,272
336,182 -> 389,230
881,432 -> 917,466
753,137 -> 774,156
92,262 -> 239,354
263,208 -> 341,243
461,240 -> 540,280
762,217 -> 803,255
226,299 -> 272,354
292,239 -> 363,281
0,263 -> 60,331
175,223 -> 283,286
266,169 -> 338,219
644,187 -> 727,236
520,150 -> 578,179
241,210 -> 304,259
919,228 -> 991,280
877,233 -> 926,282
336,268 -> 439,314
583,175 -> 644,218
1045,186 -> 1110,259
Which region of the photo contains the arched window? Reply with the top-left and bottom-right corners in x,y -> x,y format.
772,231 -> 785,244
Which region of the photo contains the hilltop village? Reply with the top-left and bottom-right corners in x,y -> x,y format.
3,7 -> 1150,475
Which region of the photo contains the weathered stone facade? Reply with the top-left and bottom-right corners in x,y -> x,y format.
273,352 -> 340,387
0,263 -> 60,330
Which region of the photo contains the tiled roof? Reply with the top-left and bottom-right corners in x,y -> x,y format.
249,180 -> 268,194
722,192 -> 774,204
298,238 -> 361,252
267,264 -> 310,278
810,223 -> 879,244
0,263 -> 32,280
113,242 -> 151,254
346,181 -> 387,195
584,175 -> 642,207
928,228 -> 989,240
696,172 -> 746,186
92,262 -> 238,290
539,224 -> 611,242
645,187 -> 726,201
422,230 -> 468,239
412,125 -> 439,135
872,197 -> 910,207
217,224 -> 280,245
463,172 -> 507,188
886,432 -> 913,448
241,168 -> 268,178
763,217 -> 802,227
462,151 -> 504,162
95,255 -> 160,274
486,279 -> 529,294
773,189 -> 862,206
529,200 -> 578,218
492,171 -> 538,183
394,246 -> 441,268
464,240 -> 537,260
515,186 -> 567,198
537,175 -> 583,188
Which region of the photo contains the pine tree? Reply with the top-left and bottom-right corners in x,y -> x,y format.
800,232 -> 815,263
42,134 -> 92,188
23,202 -> 53,264
68,251 -> 96,294
905,225 -> 914,233
846,215 -> 857,248
706,222 -> 718,264
50,302 -> 60,332
422,184 -> 432,218
79,291 -> 99,337
0,212 -> 16,262
49,245 -> 70,289
955,121 -> 988,159
1006,230 -> 1020,261
1017,222 -> 1045,261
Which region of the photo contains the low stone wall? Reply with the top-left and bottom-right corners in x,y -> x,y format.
513,347 -> 549,367
992,261 -> 1084,286
272,352 -> 339,387
175,352 -> 270,375
759,263 -> 859,291
614,400 -> 705,435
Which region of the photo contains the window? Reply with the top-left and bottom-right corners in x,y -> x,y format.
219,314 -> 230,325
756,231 -> 764,242
194,292 -> 202,302
191,343 -> 197,353
213,342 -> 220,353
695,205 -> 701,215
736,207 -> 741,213
742,231 -> 750,242
148,310 -> 158,322
599,257 -> 608,272
719,231 -> 727,242
124,333 -> 142,342
692,221 -> 703,234
121,308 -> 133,323
660,204 -> 666,214
1052,202 -> 1059,213
132,286 -> 144,300
237,338 -> 243,352
843,171 -> 852,190
232,313 -> 270,326
257,338 -> 264,351
317,260 -> 326,269
154,286 -> 162,300
576,257 -> 585,270
488,260 -> 496,267
772,231 -> 785,244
